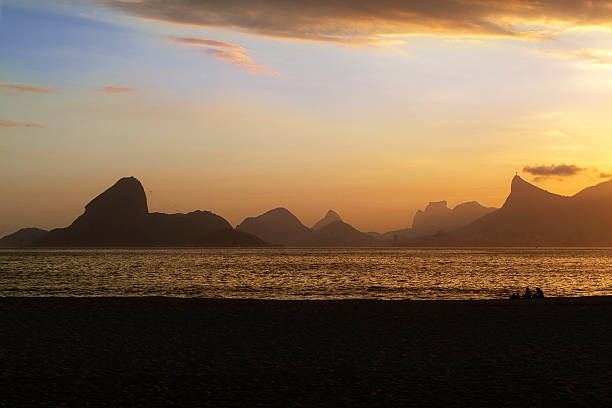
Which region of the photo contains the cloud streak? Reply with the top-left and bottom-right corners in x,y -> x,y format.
104,86 -> 138,93
167,37 -> 245,50
540,48 -> 612,66
0,119 -> 44,128
98,0 -> 612,44
0,83 -> 52,93
167,36 -> 278,74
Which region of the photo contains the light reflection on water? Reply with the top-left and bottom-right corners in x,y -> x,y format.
1,248 -> 612,300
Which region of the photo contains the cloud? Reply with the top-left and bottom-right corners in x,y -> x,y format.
523,164 -> 586,180
97,0 -> 612,45
167,37 -> 245,50
0,119 -> 44,128
104,86 -> 138,93
0,83 -> 52,93
0,120 -> 18,127
540,48 -> 612,66
167,36 -> 278,74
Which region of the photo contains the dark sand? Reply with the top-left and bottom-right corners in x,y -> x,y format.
2,297 -> 612,407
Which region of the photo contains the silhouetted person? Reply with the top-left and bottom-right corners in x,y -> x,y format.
522,287 -> 532,299
534,287 -> 544,298
509,292 -> 519,299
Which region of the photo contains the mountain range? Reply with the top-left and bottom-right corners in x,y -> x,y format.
236,208 -> 375,246
1,177 -> 263,247
2,174 -> 612,247
430,175 -> 612,245
380,200 -> 496,242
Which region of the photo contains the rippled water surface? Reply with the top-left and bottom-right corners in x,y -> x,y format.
2,248 -> 612,300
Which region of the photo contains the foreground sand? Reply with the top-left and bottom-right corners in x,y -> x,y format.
1,297 -> 611,407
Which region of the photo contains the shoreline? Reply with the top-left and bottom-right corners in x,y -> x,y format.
2,295 -> 611,303
5,245 -> 612,249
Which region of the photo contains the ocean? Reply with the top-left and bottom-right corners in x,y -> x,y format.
1,248 -> 612,300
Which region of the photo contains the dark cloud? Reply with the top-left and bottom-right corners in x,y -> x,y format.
523,164 -> 586,179
97,0 -> 612,44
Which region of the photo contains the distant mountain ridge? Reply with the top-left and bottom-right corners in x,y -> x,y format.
380,200 -> 496,242
236,208 -> 374,246
26,177 -> 264,247
432,176 -> 612,245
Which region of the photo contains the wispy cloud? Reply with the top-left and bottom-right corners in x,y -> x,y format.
104,86 -> 138,94
0,83 -> 52,93
167,37 -> 245,50
540,48 -> 612,66
0,119 -> 44,128
523,164 -> 586,180
167,37 -> 278,74
98,0 -> 612,45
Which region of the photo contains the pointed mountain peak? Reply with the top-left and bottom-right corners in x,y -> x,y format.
503,174 -> 563,209
312,209 -> 343,230
511,174 -> 532,189
84,176 -> 148,219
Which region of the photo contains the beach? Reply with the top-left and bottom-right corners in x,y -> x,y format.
2,297 -> 611,407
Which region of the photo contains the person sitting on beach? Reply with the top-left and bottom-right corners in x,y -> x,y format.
522,287 -> 532,299
534,287 -> 544,298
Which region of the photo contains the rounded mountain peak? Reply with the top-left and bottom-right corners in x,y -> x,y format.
83,176 -> 148,219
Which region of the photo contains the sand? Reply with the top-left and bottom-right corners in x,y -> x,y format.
1,297 -> 611,407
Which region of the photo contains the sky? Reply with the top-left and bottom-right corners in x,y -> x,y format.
2,0 -> 612,236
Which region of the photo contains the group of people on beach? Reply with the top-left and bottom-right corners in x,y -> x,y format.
509,287 -> 544,300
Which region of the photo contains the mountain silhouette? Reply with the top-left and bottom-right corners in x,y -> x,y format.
6,174 -> 612,247
33,177 -> 263,247
311,220 -> 376,246
0,228 -> 48,247
381,200 -> 496,241
237,208 -> 377,246
445,175 -> 612,245
312,210 -> 342,230
236,208 -> 312,245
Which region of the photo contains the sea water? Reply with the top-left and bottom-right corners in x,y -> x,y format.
1,248 -> 612,300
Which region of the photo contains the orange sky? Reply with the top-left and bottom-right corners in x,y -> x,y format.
1,0 -> 612,235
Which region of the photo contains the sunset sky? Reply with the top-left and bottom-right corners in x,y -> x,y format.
2,0 -> 612,236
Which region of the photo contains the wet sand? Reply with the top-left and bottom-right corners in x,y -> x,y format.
1,297 -> 611,407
